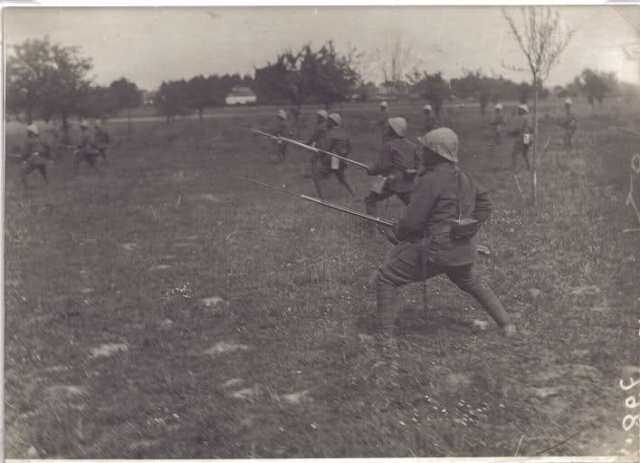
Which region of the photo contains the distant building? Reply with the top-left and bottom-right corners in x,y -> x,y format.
225,87 -> 257,105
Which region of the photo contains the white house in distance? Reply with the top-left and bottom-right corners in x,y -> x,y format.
225,87 -> 257,105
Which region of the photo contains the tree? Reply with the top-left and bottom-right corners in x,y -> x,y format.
187,75 -> 216,122
110,78 -> 142,133
407,70 -> 451,118
77,84 -> 120,120
579,68 -> 617,111
313,41 -> 359,107
6,37 -> 92,141
155,80 -> 190,123
503,6 -> 574,206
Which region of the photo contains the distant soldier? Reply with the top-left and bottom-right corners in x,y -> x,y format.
312,113 -> 356,200
20,124 -> 51,188
73,121 -> 102,175
364,117 -> 418,227
304,110 -> 329,178
306,110 -> 329,147
488,103 -> 506,145
270,109 -> 291,162
508,104 -> 533,172
375,101 -> 390,141
373,127 -> 516,384
422,104 -> 438,133
93,120 -> 110,165
560,98 -> 578,151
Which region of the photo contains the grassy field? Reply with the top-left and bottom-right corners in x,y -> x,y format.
4,99 -> 640,458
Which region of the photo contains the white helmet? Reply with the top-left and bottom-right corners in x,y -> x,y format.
328,113 -> 342,126
380,101 -> 388,109
80,120 -> 89,128
388,117 -> 407,137
494,103 -> 503,110
317,109 -> 329,119
565,98 -> 572,106
518,104 -> 529,113
423,104 -> 433,112
277,109 -> 287,120
27,124 -> 39,135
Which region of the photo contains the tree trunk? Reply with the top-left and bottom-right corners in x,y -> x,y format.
127,108 -> 132,136
532,82 -> 539,207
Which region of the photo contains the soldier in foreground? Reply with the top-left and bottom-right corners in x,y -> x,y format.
374,128 -> 516,382
508,104 -> 533,172
93,120 -> 111,165
422,104 -> 438,133
560,98 -> 578,151
270,109 -> 291,162
73,121 -> 102,175
312,113 -> 356,200
488,103 -> 505,145
20,124 -> 50,189
364,117 -> 418,231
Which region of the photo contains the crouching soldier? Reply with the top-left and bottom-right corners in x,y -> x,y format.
73,121 -> 102,175
374,128 -> 516,385
312,113 -> 356,200
364,117 -> 418,231
20,124 -> 51,189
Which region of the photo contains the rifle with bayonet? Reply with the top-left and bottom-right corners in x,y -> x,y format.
251,128 -> 370,170
237,175 -> 490,255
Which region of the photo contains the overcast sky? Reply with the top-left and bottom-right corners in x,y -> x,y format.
4,5 -> 639,91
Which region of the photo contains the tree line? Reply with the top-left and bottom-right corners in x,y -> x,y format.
7,36 -> 635,134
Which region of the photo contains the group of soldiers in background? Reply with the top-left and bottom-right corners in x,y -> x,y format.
18,119 -> 111,188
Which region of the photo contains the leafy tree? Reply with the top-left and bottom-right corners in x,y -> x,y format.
187,75 -> 216,122
77,84 -> 119,120
579,68 -> 617,110
155,80 -> 190,123
6,37 -> 92,141
407,70 -> 451,118
110,77 -> 142,132
313,41 -> 359,107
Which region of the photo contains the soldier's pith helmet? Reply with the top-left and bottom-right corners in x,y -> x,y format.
380,101 -> 388,109
518,104 -> 529,113
565,98 -> 573,106
317,109 -> 329,119
80,120 -> 89,129
277,109 -> 287,120
388,117 -> 407,137
423,104 -> 433,112
328,113 -> 342,126
417,127 -> 459,164
495,103 -> 503,110
27,124 -> 39,136
94,120 -> 102,128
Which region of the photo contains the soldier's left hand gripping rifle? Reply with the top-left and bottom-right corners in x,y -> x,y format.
237,175 -> 491,256
250,128 -> 370,170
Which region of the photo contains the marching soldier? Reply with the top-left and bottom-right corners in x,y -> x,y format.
73,121 -> 102,175
364,117 -> 418,229
488,103 -> 505,145
560,98 -> 578,151
20,124 -> 50,189
374,127 -> 516,383
312,113 -> 356,200
422,104 -> 438,133
270,109 -> 291,162
93,120 -> 110,165
508,104 -> 533,172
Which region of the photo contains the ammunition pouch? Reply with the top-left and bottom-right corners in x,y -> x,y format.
450,218 -> 479,241
370,175 -> 389,194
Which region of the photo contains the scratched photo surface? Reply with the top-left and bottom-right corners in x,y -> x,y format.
3,5 -> 640,459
